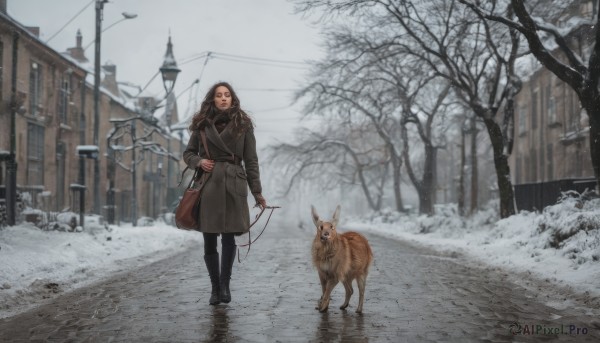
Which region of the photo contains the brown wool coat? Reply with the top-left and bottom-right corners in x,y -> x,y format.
182,121 -> 262,234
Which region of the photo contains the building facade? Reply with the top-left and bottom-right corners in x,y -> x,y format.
0,4 -> 185,225
509,0 -> 597,211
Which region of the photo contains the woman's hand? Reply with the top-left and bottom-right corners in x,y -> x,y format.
197,159 -> 215,172
253,193 -> 267,210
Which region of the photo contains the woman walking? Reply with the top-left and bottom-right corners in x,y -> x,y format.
183,81 -> 267,305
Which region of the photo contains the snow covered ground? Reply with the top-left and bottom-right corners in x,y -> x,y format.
1,193 -> 599,319
345,194 -> 600,309
0,215 -> 203,319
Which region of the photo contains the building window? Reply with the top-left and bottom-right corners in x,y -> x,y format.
545,84 -> 557,125
548,97 -> 556,125
530,149 -> 537,182
581,1 -> 594,17
567,90 -> 578,131
531,89 -> 538,130
27,122 -> 45,186
0,41 -> 3,102
56,141 -> 66,211
516,157 -> 522,184
57,74 -> 71,124
575,147 -> 582,177
546,144 -> 553,181
29,61 -> 43,116
518,105 -> 527,135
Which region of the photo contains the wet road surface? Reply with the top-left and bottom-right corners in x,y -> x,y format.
0,221 -> 599,342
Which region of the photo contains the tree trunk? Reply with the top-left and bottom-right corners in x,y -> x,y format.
470,117 -> 479,214
419,145 -> 436,215
582,97 -> 600,193
392,154 -> 405,212
431,148 -> 438,206
356,165 -> 379,211
458,128 -> 466,216
483,118 -> 516,218
401,123 -> 436,215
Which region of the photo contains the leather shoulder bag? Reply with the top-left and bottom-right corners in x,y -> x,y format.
175,130 -> 211,230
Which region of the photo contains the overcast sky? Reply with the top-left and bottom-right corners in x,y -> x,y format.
7,0 -> 325,149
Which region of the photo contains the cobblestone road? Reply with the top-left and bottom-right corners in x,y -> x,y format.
1,221 -> 599,342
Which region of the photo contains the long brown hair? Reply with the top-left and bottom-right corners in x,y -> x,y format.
188,82 -> 253,134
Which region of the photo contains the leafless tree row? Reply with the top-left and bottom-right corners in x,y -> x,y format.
268,0 -> 597,218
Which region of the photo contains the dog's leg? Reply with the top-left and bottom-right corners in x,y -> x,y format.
316,270 -> 327,310
319,279 -> 337,313
356,274 -> 367,313
339,280 -> 353,310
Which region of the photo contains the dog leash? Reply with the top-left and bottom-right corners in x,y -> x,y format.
195,205 -> 280,303
237,205 -> 280,263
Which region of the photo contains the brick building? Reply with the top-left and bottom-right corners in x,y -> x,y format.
0,3 -> 185,225
509,0 -> 598,211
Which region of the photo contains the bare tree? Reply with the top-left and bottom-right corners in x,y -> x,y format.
400,81 -> 453,214
468,116 -> 479,213
458,121 -> 467,215
459,0 -> 600,192
287,23 -> 414,211
266,123 -> 390,211
297,81 -> 406,211
294,0 -> 523,218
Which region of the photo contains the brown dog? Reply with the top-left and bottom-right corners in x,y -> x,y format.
311,205 -> 373,313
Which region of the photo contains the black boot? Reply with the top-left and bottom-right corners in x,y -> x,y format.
204,253 -> 220,305
219,244 -> 236,303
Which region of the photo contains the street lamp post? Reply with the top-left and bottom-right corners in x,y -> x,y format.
78,75 -> 87,228
159,35 -> 180,209
92,0 -> 108,215
92,3 -> 137,218
130,119 -> 138,226
6,31 -> 19,225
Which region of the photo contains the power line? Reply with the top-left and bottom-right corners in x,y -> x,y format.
135,70 -> 160,97
176,78 -> 199,100
252,105 -> 295,113
179,51 -> 310,70
238,88 -> 299,92
181,53 -> 211,121
46,0 -> 95,43
210,55 -> 309,70
215,51 -> 307,65
179,51 -> 210,65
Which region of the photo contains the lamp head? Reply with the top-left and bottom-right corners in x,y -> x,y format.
122,12 -> 138,19
160,35 -> 180,95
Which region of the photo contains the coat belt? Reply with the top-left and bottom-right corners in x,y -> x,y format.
214,156 -> 242,166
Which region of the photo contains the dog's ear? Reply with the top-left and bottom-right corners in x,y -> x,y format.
311,205 -> 321,227
331,205 -> 341,228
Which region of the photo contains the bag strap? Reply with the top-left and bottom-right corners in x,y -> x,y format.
200,129 -> 211,159
194,129 -> 212,189
185,169 -> 198,189
177,129 -> 211,188
177,166 -> 190,187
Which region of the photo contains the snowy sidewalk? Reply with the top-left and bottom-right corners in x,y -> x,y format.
0,219 -> 203,319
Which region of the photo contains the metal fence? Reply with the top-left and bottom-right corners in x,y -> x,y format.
514,178 -> 598,212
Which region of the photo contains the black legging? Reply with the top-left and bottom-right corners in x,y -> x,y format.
203,233 -> 236,255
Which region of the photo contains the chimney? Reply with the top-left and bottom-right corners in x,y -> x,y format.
101,63 -> 119,95
102,64 -> 116,79
65,29 -> 89,63
76,29 -> 82,48
0,0 -> 6,14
